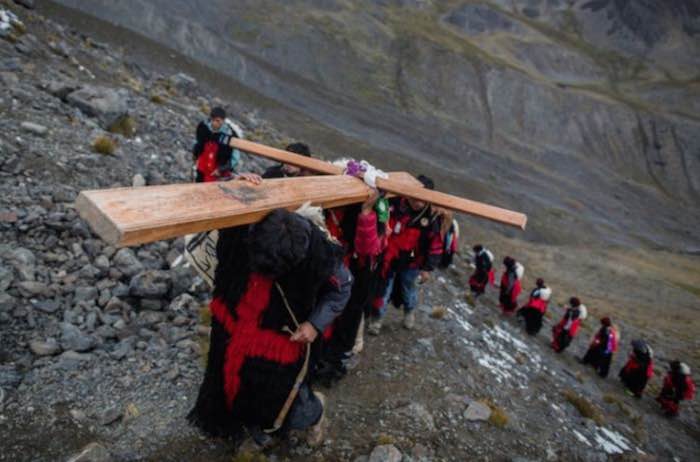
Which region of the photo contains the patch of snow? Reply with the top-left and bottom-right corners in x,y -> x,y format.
572,429 -> 591,446
0,9 -> 21,32
594,427 -> 631,454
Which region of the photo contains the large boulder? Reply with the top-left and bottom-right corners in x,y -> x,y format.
65,85 -> 129,129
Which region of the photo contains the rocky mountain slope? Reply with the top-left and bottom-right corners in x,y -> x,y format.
0,2 -> 699,461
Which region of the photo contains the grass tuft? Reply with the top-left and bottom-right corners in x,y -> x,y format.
376,433 -> 396,445
563,389 -> 605,425
483,400 -> 509,428
108,115 -> 136,138
92,136 -> 116,155
150,94 -> 167,104
431,305 -> 447,319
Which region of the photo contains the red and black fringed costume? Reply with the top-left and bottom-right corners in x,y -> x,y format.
187,210 -> 351,441
498,257 -> 523,314
657,362 -> 695,417
315,205 -> 385,385
517,280 -> 551,335
551,299 -> 585,353
619,341 -> 653,398
582,318 -> 618,378
468,246 -> 494,298
378,197 -> 443,312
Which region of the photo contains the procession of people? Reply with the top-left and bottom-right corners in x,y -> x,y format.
186,108 -> 696,450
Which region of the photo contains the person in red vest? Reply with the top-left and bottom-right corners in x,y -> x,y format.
657,361 -> 696,417
551,297 -> 587,353
193,107 -> 260,184
499,256 -> 524,314
368,175 -> 443,335
467,244 -> 494,305
582,317 -> 619,378
517,278 -> 551,335
619,339 -> 654,398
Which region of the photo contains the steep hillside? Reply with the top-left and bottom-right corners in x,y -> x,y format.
0,2 -> 699,461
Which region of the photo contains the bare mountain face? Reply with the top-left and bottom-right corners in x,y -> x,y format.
50,0 -> 700,250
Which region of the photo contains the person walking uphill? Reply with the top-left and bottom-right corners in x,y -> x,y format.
368,175 -> 443,335
619,339 -> 654,398
551,297 -> 587,353
187,209 -> 352,449
499,256 -> 524,314
193,107 -> 241,182
467,244 -> 494,305
582,317 -> 619,378
517,278 -> 551,335
657,361 -> 695,417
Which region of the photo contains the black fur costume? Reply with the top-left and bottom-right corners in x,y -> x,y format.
188,209 -> 345,440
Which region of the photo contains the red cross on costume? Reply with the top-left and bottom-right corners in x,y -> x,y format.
209,273 -> 304,409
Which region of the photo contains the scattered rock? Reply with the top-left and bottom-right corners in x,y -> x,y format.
464,401 -> 492,421
74,285 -> 98,302
99,406 -> 123,426
16,280 -> 49,297
60,322 -> 96,352
13,0 -> 35,10
20,121 -> 47,136
0,364 -> 22,388
31,299 -> 60,314
169,293 -> 198,313
65,85 -> 129,129
132,173 -> 146,188
368,444 -> 402,462
29,339 -> 61,356
112,248 -> 143,277
129,270 -> 170,298
8,247 -> 36,281
66,442 -> 112,462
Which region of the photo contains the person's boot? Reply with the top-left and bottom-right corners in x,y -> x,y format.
306,392 -> 326,447
368,318 -> 382,336
403,311 -> 416,330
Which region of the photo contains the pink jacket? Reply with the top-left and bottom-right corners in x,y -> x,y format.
354,211 -> 383,257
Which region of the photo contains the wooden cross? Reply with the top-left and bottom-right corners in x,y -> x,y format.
76,139 -> 527,247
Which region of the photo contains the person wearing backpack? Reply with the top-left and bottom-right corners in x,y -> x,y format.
619,339 -> 654,398
657,361 -> 696,417
467,245 -> 494,305
582,317 -> 619,378
551,297 -> 587,353
517,278 -> 551,335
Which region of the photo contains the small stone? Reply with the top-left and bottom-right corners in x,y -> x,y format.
0,364 -> 22,388
70,409 -> 87,422
20,121 -> 48,137
31,299 -> 60,314
60,322 -> 96,352
368,444 -> 402,462
29,339 -> 60,356
129,270 -> 170,298
464,401 -> 492,421
169,293 -> 198,313
112,248 -> 143,277
132,174 -> 146,188
66,442 -> 112,462
99,406 -> 123,426
16,280 -> 49,297
74,286 -> 98,302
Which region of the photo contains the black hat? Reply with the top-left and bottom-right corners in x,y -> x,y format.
285,142 -> 311,157
569,297 -> 581,307
210,106 -> 227,119
417,174 -> 435,190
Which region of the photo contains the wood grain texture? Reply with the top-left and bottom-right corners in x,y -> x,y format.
76,176 -> 374,247
232,139 -> 527,229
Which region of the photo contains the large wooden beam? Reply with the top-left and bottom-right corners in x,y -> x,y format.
77,175 -> 381,247
231,139 -> 527,229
